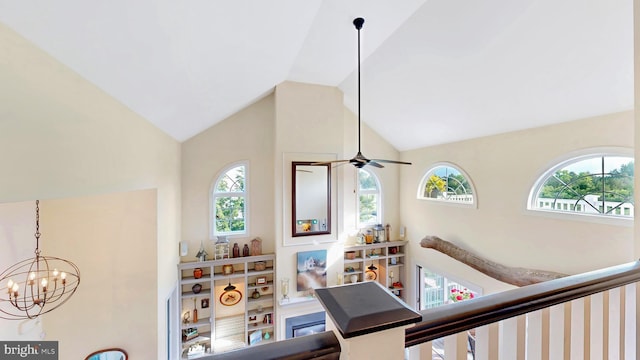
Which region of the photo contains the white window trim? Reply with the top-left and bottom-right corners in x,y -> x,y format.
210,160 -> 250,239
525,147 -> 633,226
417,162 -> 477,208
358,168 -> 383,228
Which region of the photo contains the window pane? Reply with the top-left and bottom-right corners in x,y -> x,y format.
216,166 -> 245,193
532,155 -> 634,218
215,196 -> 245,233
421,269 -> 479,310
359,169 -> 377,191
422,270 -> 444,310
358,169 -> 381,226
420,165 -> 474,204
359,194 -> 378,224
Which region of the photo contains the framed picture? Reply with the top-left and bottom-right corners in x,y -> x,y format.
257,276 -> 267,285
201,298 -> 209,308
249,330 -> 262,345
296,250 -> 327,291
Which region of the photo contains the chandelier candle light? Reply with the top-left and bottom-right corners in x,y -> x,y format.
0,200 -> 80,320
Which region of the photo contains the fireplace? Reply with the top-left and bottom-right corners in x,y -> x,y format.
285,311 -> 326,339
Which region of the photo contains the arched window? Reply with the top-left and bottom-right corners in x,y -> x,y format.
211,161 -> 249,238
529,151 -> 634,219
358,168 -> 382,227
418,163 -> 475,205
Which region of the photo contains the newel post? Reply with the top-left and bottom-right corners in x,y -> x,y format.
315,281 -> 422,359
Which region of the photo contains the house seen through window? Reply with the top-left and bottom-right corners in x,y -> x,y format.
529,153 -> 634,219
212,162 -> 248,237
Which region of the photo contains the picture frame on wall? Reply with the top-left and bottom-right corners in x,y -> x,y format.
201,298 -> 209,308
249,330 -> 262,345
296,250 -> 327,291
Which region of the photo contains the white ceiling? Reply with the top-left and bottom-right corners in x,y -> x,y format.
0,0 -> 633,151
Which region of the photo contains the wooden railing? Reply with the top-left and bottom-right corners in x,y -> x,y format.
206,331 -> 340,360
405,260 -> 640,359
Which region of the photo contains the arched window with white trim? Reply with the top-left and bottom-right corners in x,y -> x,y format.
358,168 -> 382,227
418,163 -> 475,206
528,151 -> 634,219
211,161 -> 249,238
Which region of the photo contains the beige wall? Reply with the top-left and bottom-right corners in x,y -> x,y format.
400,111 -> 635,302
43,192 -> 156,358
0,23 -> 181,359
181,93 -> 276,257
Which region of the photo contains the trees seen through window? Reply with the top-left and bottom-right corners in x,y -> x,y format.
531,155 -> 634,218
212,163 -> 248,237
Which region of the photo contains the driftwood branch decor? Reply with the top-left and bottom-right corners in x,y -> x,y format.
420,235 -> 567,286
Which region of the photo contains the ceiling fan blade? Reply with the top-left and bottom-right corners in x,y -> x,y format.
367,161 -> 384,168
371,159 -> 412,166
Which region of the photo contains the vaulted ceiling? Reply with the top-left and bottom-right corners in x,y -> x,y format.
0,0 -> 632,151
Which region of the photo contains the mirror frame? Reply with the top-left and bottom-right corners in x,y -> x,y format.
291,161 -> 331,237
85,348 -> 128,360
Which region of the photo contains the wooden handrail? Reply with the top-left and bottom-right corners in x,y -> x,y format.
405,260 -> 640,347
207,331 -> 340,360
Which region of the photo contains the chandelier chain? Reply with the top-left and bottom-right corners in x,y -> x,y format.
34,200 -> 41,256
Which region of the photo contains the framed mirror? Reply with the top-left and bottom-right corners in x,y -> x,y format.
85,348 -> 128,360
292,161 -> 331,237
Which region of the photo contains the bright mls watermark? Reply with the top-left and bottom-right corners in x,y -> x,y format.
0,341 -> 57,359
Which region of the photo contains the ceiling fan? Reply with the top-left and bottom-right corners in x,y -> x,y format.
317,17 -> 412,169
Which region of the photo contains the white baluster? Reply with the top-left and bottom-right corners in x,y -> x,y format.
623,283 -> 637,360
549,303 -> 566,360
526,309 -> 546,360
590,292 -> 604,360
570,298 -> 585,360
608,287 -> 621,359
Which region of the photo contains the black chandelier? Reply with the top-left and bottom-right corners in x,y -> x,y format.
0,200 -> 80,320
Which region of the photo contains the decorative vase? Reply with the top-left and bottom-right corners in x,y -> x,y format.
233,243 -> 240,258
191,283 -> 202,294
243,244 -> 250,257
281,278 -> 289,301
350,274 -> 358,284
252,289 -> 261,299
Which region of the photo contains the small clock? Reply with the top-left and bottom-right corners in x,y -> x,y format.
220,289 -> 242,306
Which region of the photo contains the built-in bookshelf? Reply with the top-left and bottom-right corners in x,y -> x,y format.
343,241 -> 407,301
177,254 -> 275,358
